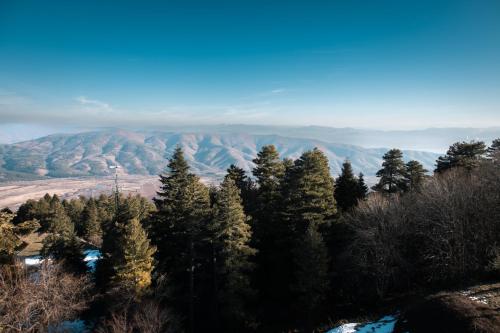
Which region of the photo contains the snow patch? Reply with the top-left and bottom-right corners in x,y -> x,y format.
24,256 -> 46,266
83,249 -> 101,271
23,249 -> 101,271
49,319 -> 88,333
327,315 -> 397,333
328,322 -> 358,333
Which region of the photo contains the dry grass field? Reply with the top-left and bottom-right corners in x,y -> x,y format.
0,174 -> 217,211
0,175 -> 160,211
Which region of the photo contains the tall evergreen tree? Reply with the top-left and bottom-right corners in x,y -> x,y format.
291,223 -> 330,331
112,216 -> 156,294
251,145 -> 287,325
335,160 -> 361,212
63,198 -> 85,231
224,164 -> 254,214
81,199 -> 102,244
282,148 -> 336,327
372,149 -> 407,194
252,145 -> 285,215
225,164 -> 250,193
487,138 -> 500,162
285,148 -> 337,231
97,201 -> 156,295
151,147 -> 211,333
356,172 -> 369,201
210,178 -> 256,330
404,160 -> 428,192
435,140 -> 487,173
47,201 -> 74,235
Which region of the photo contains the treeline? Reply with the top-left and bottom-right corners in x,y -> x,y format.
1,138 -> 499,332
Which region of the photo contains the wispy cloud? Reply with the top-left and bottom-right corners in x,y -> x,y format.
75,96 -> 113,113
270,88 -> 286,94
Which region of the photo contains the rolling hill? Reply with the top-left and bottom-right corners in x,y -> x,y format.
0,129 -> 440,182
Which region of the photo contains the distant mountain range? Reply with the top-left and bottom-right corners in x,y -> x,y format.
1,124 -> 499,153
0,129 -> 441,182
155,124 -> 500,153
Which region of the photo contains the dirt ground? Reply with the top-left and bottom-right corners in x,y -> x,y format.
394,283 -> 500,333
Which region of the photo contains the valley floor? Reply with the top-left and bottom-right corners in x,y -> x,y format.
0,175 -> 159,210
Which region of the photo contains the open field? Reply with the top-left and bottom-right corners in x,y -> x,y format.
0,175 -> 160,210
0,174 -> 218,211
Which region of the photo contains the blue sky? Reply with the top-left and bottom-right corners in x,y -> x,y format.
1,0 -> 500,131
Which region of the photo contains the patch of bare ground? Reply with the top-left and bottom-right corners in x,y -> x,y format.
394,283 -> 500,333
17,231 -> 49,257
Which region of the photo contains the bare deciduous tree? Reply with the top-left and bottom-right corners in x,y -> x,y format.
0,262 -> 91,332
96,300 -> 177,333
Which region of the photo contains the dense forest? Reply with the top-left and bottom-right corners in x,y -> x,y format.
1,138 -> 500,332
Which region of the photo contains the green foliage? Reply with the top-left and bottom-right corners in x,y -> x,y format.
291,223 -> 330,329
63,198 -> 85,227
47,201 -> 74,235
41,234 -> 88,275
372,149 -> 407,194
14,194 -> 74,235
487,138 -> 500,162
0,212 -> 40,264
356,172 -> 368,200
252,145 -> 285,209
97,201 -> 156,295
284,148 -> 337,230
210,177 -> 256,329
112,217 -> 156,294
404,160 -> 428,191
224,164 -> 255,214
150,147 -> 211,331
81,199 -> 102,244
335,160 -> 364,212
435,140 -> 487,173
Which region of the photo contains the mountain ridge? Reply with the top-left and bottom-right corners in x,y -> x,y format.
0,129 -> 440,182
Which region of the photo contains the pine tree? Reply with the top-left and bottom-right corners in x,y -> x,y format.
252,145 -> 285,206
224,164 -> 249,193
404,160 -> 428,192
41,233 -> 88,275
282,148 -> 336,327
487,138 -> 500,162
372,149 -> 407,194
335,160 -> 361,212
210,178 -> 256,330
435,141 -> 487,173
112,216 -> 156,294
291,223 -> 330,330
356,172 -> 368,201
47,201 -> 74,236
251,145 -> 288,325
285,148 -> 337,231
63,198 -> 85,231
81,199 -> 102,244
150,147 -> 210,332
224,164 -> 254,214
97,201 -> 156,295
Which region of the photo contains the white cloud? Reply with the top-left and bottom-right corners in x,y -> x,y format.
75,96 -> 113,113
